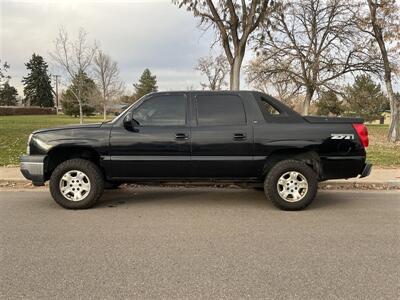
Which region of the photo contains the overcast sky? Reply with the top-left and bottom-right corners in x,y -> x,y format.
1,0 -> 243,95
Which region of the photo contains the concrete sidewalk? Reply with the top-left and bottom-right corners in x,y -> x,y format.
319,168 -> 400,189
0,166 -> 399,189
0,167 -> 25,182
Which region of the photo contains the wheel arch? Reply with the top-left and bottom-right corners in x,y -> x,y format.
45,146 -> 103,181
262,149 -> 322,180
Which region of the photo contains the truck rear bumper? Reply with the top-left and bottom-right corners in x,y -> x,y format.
20,155 -> 46,186
320,156 -> 368,180
359,163 -> 372,178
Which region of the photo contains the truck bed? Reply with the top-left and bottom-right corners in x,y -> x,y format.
303,116 -> 364,124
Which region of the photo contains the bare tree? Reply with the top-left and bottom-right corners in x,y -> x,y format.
93,50 -> 124,120
253,0 -> 382,115
50,28 -> 97,124
196,54 -> 229,90
174,0 -> 274,90
357,0 -> 399,142
246,57 -> 301,108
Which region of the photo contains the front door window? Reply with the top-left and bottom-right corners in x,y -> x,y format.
132,95 -> 186,126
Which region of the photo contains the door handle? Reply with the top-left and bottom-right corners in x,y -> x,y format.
233,133 -> 246,140
175,133 -> 189,140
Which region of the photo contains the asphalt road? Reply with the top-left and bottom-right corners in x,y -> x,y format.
0,187 -> 399,299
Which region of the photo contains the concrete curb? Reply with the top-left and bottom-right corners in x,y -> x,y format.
318,181 -> 400,190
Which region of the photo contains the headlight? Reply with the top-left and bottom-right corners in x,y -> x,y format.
27,134 -> 33,155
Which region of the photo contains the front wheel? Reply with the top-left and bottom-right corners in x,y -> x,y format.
49,159 -> 104,209
264,160 -> 318,211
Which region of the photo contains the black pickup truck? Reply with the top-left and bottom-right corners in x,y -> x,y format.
20,91 -> 371,210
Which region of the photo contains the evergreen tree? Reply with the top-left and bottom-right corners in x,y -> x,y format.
0,82 -> 18,106
344,75 -> 389,122
22,54 -> 54,107
133,69 -> 157,99
119,95 -> 134,104
316,91 -> 344,116
61,70 -> 97,117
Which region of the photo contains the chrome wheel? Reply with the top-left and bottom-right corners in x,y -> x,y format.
59,170 -> 91,202
277,171 -> 308,202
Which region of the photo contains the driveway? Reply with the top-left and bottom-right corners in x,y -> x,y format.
1,188 -> 399,299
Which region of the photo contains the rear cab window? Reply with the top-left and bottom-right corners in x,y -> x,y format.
195,94 -> 247,126
256,96 -> 282,120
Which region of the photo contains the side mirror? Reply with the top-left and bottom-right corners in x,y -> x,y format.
123,112 -> 132,128
123,112 -> 139,131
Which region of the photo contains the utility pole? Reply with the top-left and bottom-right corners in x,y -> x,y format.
53,75 -> 61,114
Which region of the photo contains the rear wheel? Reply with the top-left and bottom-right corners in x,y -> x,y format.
49,159 -> 104,209
264,160 -> 317,210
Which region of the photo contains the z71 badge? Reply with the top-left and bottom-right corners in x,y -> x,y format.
330,134 -> 354,140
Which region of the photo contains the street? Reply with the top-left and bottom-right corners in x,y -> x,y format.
0,187 -> 399,299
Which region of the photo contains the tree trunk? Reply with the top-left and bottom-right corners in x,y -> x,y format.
229,55 -> 243,91
302,87 -> 314,115
78,100 -> 83,124
367,0 -> 399,142
380,47 -> 399,142
103,103 -> 107,121
386,79 -> 399,142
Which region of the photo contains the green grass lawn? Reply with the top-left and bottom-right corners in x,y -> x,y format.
366,124 -> 400,167
0,115 -> 108,166
0,115 -> 399,167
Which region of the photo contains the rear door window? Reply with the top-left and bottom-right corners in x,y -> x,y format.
196,94 -> 246,126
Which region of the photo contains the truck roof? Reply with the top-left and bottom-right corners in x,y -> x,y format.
145,90 -> 257,95
143,90 -> 302,119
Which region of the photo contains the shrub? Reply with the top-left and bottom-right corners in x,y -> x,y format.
0,106 -> 56,116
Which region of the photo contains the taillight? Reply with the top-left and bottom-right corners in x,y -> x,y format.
352,123 -> 369,148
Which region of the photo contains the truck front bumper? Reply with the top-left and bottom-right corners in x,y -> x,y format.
20,155 -> 46,186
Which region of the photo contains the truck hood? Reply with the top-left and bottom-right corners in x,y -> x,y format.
32,123 -> 103,135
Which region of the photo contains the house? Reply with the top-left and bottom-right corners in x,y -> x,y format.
367,110 -> 391,125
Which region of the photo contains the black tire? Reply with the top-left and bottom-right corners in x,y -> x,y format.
264,160 -> 318,211
49,158 -> 104,209
104,181 -> 122,190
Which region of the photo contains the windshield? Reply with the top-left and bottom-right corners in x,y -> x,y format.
108,96 -> 146,124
